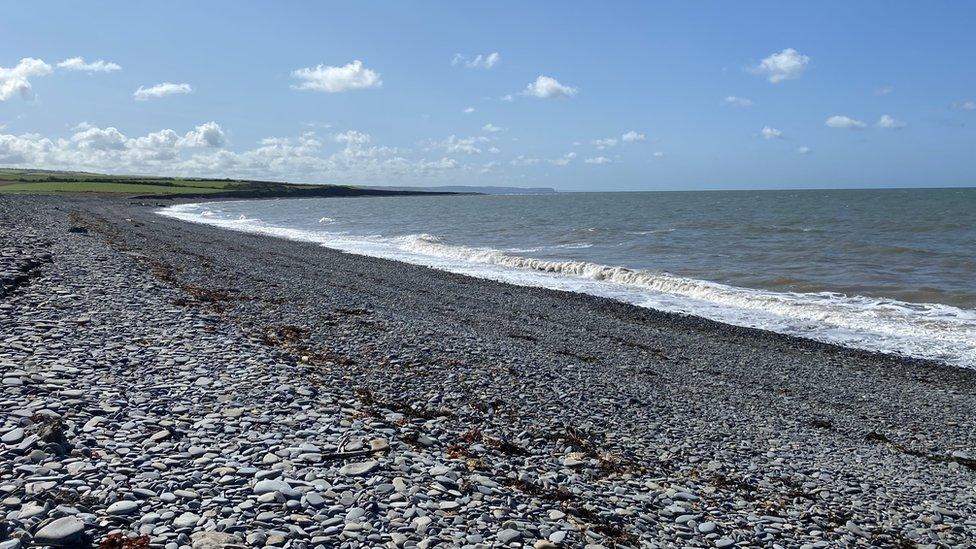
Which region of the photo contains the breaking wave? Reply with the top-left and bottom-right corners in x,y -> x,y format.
159,203 -> 976,367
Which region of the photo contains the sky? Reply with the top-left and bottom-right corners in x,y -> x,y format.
1,1 -> 974,191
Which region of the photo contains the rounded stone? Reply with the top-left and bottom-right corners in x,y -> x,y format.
34,516 -> 86,546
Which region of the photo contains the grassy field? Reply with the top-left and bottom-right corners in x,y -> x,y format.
0,168 -> 335,197
0,181 -> 232,194
0,168 -> 447,199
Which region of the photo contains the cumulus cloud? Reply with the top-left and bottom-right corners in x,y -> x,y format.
796,146 -> 811,154
481,123 -> 503,133
0,123 -> 461,183
751,48 -> 809,83
0,58 -> 54,101
0,133 -> 54,164
180,121 -> 226,147
876,114 -> 906,129
724,95 -> 753,107
761,126 -> 783,140
621,130 -> 645,142
133,82 -> 192,100
452,52 -> 500,69
0,122 -> 226,167
522,75 -> 577,99
334,130 -> 371,145
652,151 -> 665,158
463,106 -> 475,114
955,100 -> 974,111
592,138 -> 617,149
71,126 -> 128,150
825,115 -> 867,129
57,57 -> 121,73
290,60 -> 382,93
584,156 -> 611,164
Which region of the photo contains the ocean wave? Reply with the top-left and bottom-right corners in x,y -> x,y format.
553,242 -> 593,249
626,228 -> 675,236
158,203 -> 976,367
766,224 -> 823,233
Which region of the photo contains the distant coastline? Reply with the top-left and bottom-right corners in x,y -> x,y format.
0,167 -> 558,198
363,185 -> 557,195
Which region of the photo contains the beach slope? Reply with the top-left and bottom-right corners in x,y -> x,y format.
2,194 -> 974,547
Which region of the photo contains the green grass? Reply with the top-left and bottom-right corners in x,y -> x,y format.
0,168 -> 425,199
0,181 -> 230,194
0,168 -> 337,196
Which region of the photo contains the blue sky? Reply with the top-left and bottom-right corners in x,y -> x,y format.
1,1 -> 974,191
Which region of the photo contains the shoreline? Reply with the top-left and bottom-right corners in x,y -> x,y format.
2,194 -> 975,547
157,196 -> 964,372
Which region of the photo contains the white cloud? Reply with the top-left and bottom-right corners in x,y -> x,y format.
584,156 -> 611,164
500,94 -> 514,102
0,58 -> 53,101
652,151 -> 665,158
796,146 -> 811,154
955,100 -> 975,111
510,155 -> 540,166
621,130 -> 645,142
761,126 -> 783,140
0,133 -> 55,164
825,115 -> 867,129
482,52 -> 501,68
429,135 -> 487,155
876,114 -> 906,129
57,57 -> 121,73
751,48 -> 809,83
0,123 -> 460,183
452,52 -> 500,69
463,107 -> 475,114
180,122 -> 226,147
68,122 -> 225,154
290,60 -> 382,93
724,95 -> 753,107
488,146 -> 500,154
592,137 -> 617,149
334,130 -> 371,145
133,82 -> 192,100
481,123 -> 503,133
71,126 -> 128,150
548,152 -> 576,166
480,161 -> 499,173
875,86 -> 893,96
522,75 -> 577,99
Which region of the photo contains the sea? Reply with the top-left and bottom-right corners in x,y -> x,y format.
159,188 -> 976,367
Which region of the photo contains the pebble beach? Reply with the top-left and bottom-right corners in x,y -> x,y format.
2,194 -> 975,549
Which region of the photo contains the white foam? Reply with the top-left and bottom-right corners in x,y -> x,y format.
159,202 -> 976,368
